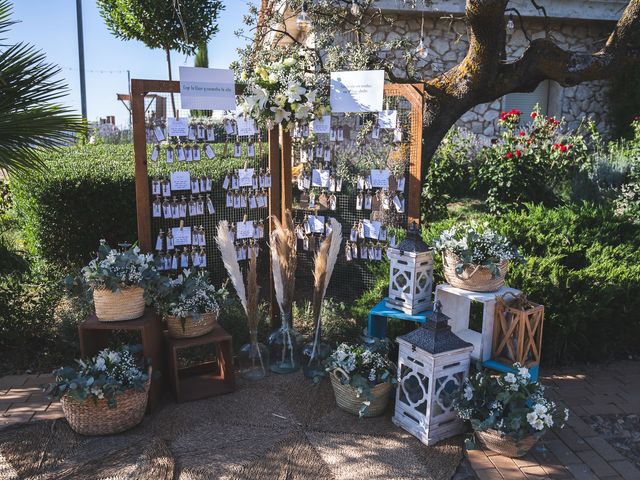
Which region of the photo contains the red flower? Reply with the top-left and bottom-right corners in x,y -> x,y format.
515,150 -> 522,158
531,112 -> 537,119
568,144 -> 573,149
506,151 -> 513,159
519,131 -> 526,136
560,145 -> 567,153
527,139 -> 532,145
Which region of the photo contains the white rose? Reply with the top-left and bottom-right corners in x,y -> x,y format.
504,373 -> 517,384
463,385 -> 473,401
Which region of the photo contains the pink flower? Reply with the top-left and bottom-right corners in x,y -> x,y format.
515,150 -> 522,158
506,151 -> 513,159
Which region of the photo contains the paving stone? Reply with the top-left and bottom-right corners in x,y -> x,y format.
0,375 -> 29,389
513,454 -> 539,468
520,465 -> 551,479
608,460 -> 640,480
564,463 -> 599,480
576,450 -> 618,478
467,448 -> 498,471
545,439 -> 583,465
555,426 -> 592,452
489,455 -> 526,479
475,467 -> 504,480
585,437 -> 626,462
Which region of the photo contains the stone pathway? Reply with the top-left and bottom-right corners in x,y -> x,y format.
1,362 -> 639,480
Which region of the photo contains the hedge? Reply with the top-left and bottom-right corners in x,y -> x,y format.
11,144 -> 247,267
409,204 -> 640,365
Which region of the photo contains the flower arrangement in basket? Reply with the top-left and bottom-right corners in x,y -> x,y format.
434,223 -> 521,292
455,365 -> 569,457
156,269 -> 227,339
69,241 -> 159,321
46,345 -> 150,435
237,58 -> 328,130
325,343 -> 396,418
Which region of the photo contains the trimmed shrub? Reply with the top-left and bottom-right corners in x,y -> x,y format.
12,145 -> 137,266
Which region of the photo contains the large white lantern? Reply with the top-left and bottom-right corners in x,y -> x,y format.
393,301 -> 474,445
386,222 -> 434,315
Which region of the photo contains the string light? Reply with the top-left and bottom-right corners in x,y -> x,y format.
506,14 -> 515,34
350,0 -> 361,17
415,13 -> 429,60
296,1 -> 312,30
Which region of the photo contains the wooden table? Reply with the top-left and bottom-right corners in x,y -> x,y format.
164,325 -> 236,403
78,308 -> 165,411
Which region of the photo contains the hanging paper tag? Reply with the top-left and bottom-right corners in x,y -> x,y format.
308,215 -> 325,233
166,148 -> 174,164
312,169 -> 331,188
150,146 -> 159,162
377,110 -> 398,129
247,143 -> 255,157
154,126 -> 165,142
207,197 -> 215,214
168,118 -> 189,137
236,117 -> 257,136
170,171 -> 191,191
312,115 -> 331,134
236,220 -> 255,239
193,146 -> 201,161
370,169 -> 390,188
363,219 -> 381,239
206,127 -> 215,141
188,126 -> 196,141
166,235 -> 174,251
394,127 -> 403,142
171,227 -> 192,246
152,202 -> 161,218
238,168 -> 254,187
205,144 -> 215,159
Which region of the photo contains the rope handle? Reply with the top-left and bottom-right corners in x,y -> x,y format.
497,291 -> 532,310
332,366 -> 351,384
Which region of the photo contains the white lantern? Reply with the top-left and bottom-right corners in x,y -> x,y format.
392,301 -> 474,445
386,222 -> 434,315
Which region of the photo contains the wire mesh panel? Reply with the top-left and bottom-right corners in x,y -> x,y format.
137,89 -> 273,288
288,87 -> 423,302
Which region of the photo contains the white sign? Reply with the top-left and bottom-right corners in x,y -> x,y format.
370,169 -> 391,188
172,227 -> 192,246
168,118 -> 189,137
330,70 -> 384,113
236,220 -> 255,239
179,67 -> 236,110
238,168 -> 255,187
312,115 -> 331,134
362,219 -> 381,239
170,171 -> 191,191
377,110 -> 397,129
312,169 -> 331,188
236,116 -> 257,136
308,215 -> 325,234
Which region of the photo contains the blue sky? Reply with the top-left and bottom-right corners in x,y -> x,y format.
5,1 -> 252,126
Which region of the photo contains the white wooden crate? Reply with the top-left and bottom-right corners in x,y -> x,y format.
434,284 -> 521,362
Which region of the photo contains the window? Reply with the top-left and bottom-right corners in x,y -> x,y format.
503,80 -> 550,117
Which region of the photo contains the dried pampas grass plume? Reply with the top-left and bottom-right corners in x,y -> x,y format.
216,220 -> 246,312
269,211 -> 297,315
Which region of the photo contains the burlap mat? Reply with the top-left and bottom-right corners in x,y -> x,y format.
0,373 -> 463,479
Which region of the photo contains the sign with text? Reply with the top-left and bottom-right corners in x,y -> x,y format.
168,118 -> 189,137
179,67 -> 236,110
170,171 -> 191,191
329,70 -> 384,113
171,227 -> 192,246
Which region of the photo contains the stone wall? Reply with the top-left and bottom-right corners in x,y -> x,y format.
366,14 -> 615,137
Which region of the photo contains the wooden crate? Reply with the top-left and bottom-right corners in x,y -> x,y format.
491,293 -> 544,369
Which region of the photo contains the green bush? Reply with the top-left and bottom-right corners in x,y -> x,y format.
351,203 -> 640,365
12,145 -> 138,266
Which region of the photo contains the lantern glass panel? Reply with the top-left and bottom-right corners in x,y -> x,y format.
404,374 -> 424,403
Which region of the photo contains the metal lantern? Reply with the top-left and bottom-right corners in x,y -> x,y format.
386,222 -> 434,315
393,301 -> 474,446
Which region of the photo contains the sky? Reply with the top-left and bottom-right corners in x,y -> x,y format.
5,0 -> 252,126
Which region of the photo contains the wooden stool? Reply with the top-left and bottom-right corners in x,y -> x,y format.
165,325 -> 236,403
78,308 -> 165,412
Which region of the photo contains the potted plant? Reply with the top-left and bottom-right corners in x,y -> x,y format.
46,345 -> 151,436
156,269 -> 227,339
455,365 -> 569,457
325,343 -> 396,418
434,222 -> 521,292
72,241 -> 159,321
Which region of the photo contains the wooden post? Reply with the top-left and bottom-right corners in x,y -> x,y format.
268,126 -> 282,328
280,128 -> 293,218
131,79 -> 152,252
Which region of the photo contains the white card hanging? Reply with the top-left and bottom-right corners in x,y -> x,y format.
259,191 -> 268,208
350,226 -> 358,242
249,194 -> 257,209
151,146 -> 159,162
166,148 -> 174,163
396,175 -> 406,191
363,219 -> 381,239
197,199 -> 205,215
357,175 -> 365,190
309,215 -> 325,233
200,250 -> 207,267
398,196 -> 405,213
389,234 -> 396,248
177,146 -> 186,161
329,176 -> 336,193
197,125 -> 206,139
171,254 -> 178,270
205,144 -> 215,159
371,126 -> 380,139
367,244 -> 374,260
236,220 -> 255,239
154,126 -> 165,142
379,226 -> 387,241
238,168 -> 254,187
323,148 -> 331,163
162,202 -> 171,218
233,193 -> 241,209
296,225 -> 304,239
345,243 -> 353,261
188,201 -> 196,216
330,194 -> 337,211
240,192 -> 248,208
360,245 -> 368,259
247,143 -> 255,157
303,219 -> 311,234
254,223 -> 264,239
370,169 -> 390,189
377,110 -> 398,129
364,193 -> 372,210
206,126 -> 215,141
185,147 -> 193,162
336,177 -> 343,192
191,178 -> 200,193
199,228 -> 206,245
180,251 -> 189,268
222,174 -> 230,190
351,242 -> 358,258
162,181 -> 171,197
170,171 -> 190,191
315,144 -> 323,158
188,126 -> 196,141
179,201 -> 187,218
207,196 -> 215,214
312,169 -> 330,188
330,128 -> 337,142
234,143 -> 242,157
172,226 -> 192,246
365,174 -> 372,190
312,115 -> 331,134
394,127 -> 403,142
252,173 -> 258,190
308,191 -> 315,209
303,235 -> 309,251
301,124 -> 309,137
337,127 -> 344,141
393,194 -> 402,212
231,174 -> 239,190
166,234 -> 174,251
199,177 -> 206,192
205,177 -> 212,191
193,146 -> 201,161
152,201 -> 162,218
224,119 -> 236,135
152,179 -> 161,195
192,251 -> 201,267
262,172 -> 271,188
226,191 -> 233,207
303,175 -> 311,190
355,193 -> 363,210
236,116 -> 257,136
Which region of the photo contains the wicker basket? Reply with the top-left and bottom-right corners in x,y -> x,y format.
60,377 -> 150,436
476,429 -> 541,457
93,286 -> 146,322
329,368 -> 392,417
166,312 -> 217,339
443,251 -> 509,292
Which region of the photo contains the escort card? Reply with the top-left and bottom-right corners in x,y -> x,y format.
312,169 -> 331,188
168,118 -> 189,137
377,110 -> 397,129
236,116 -> 257,136
238,168 -> 255,187
362,219 -> 381,239
370,169 -> 391,188
171,226 -> 192,246
308,214 -> 325,233
236,220 -> 255,239
312,115 -> 331,134
170,171 -> 191,191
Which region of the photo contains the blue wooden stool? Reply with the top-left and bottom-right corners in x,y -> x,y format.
482,359 -> 540,383
367,298 -> 432,338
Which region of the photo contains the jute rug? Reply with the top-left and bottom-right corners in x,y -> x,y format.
0,373 -> 463,480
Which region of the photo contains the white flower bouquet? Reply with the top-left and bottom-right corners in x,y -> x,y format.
455,365 -> 569,456
237,58 -> 329,130
47,345 -> 149,408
